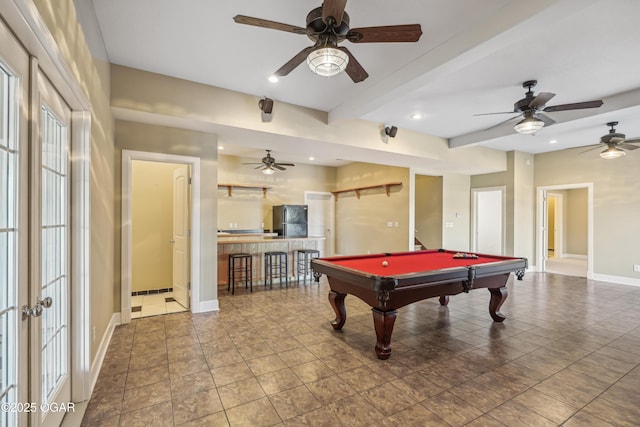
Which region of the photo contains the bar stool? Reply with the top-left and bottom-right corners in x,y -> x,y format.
264,251 -> 289,289
296,249 -> 320,285
228,253 -> 252,295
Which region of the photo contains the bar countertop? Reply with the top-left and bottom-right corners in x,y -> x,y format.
218,235 -> 325,244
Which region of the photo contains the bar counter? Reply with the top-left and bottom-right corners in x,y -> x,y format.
217,236 -> 325,287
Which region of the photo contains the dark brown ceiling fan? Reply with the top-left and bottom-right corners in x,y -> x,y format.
580,121 -> 640,159
233,0 -> 422,83
242,150 -> 295,174
476,80 -> 604,134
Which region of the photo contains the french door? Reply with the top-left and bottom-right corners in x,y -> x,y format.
1,18 -> 72,427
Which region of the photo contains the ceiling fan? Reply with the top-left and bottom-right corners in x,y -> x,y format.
233,0 -> 422,82
477,80 -> 604,134
580,121 -> 640,159
242,150 -> 295,175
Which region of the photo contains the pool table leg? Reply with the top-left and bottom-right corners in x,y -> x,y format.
328,290 -> 347,330
372,308 -> 397,360
439,295 -> 449,306
488,286 -> 508,322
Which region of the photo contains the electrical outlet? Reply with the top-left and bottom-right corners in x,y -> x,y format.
387,221 -> 393,227
634,264 -> 640,272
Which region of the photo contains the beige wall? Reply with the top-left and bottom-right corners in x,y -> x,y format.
218,154 -> 335,231
470,151 -> 535,262
565,188 -> 588,256
442,174 -> 471,251
114,120 -> 219,303
415,175 -> 443,249
33,0 -> 115,362
335,163 -> 409,254
131,161 -> 180,291
536,148 -> 640,279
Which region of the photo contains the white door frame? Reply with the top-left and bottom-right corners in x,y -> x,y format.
304,191 -> 335,256
1,0 -> 92,407
121,150 -> 201,322
536,183 -> 593,278
471,186 -> 506,255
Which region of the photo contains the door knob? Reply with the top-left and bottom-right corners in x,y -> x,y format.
21,297 -> 53,320
169,239 -> 175,244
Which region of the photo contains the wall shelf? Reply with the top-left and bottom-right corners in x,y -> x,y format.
218,184 -> 269,198
332,182 -> 402,200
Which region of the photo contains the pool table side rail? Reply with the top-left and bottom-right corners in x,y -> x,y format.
311,254 -> 528,292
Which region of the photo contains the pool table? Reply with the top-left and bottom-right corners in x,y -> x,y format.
311,249 -> 527,359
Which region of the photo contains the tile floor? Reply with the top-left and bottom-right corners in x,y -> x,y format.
131,292 -> 187,319
83,273 -> 640,426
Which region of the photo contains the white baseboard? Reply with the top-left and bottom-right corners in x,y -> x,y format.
561,253 -> 588,260
89,313 -> 121,394
591,273 -> 640,287
196,299 -> 219,313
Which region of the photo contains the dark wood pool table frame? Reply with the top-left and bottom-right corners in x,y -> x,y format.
311,250 -> 527,360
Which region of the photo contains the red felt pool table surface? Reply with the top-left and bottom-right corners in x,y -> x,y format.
328,250 -> 508,276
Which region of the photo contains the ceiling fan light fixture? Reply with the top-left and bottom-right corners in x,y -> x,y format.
514,113 -> 545,135
262,167 -> 276,175
307,47 -> 348,77
599,146 -> 626,160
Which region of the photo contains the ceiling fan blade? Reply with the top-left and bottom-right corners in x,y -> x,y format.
337,47 -> 368,82
347,24 -> 422,43
536,113 -> 556,126
275,163 -> 295,167
242,162 -> 263,165
273,164 -> 286,171
254,165 -> 264,169
233,15 -> 307,35
483,114 -> 523,131
474,112 -> 518,116
619,143 -> 639,151
528,92 -> 555,109
274,46 -> 316,77
543,100 -> 603,112
322,0 -> 347,25
623,137 -> 640,144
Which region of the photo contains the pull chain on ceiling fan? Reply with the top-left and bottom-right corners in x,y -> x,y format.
233,0 -> 422,82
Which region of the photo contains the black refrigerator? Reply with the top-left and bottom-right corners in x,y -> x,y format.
273,205 -> 308,237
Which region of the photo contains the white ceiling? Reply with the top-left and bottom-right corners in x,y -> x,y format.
90,0 -> 640,168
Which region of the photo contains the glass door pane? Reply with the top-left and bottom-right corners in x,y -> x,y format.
0,61 -> 19,427
39,106 -> 69,407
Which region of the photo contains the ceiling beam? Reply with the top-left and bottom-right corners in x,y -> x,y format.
328,0 -> 600,124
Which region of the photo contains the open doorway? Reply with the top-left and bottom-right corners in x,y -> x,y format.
414,174 -> 443,250
121,150 -> 201,323
128,160 -> 191,318
537,184 -> 592,278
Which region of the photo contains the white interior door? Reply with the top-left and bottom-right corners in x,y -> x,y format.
1,19 -> 29,427
172,165 -> 190,309
305,192 -> 335,256
473,188 -> 504,255
33,70 -> 72,427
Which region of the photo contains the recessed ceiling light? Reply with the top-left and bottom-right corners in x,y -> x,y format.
549,139 -> 558,144
309,156 -> 315,161
268,75 -> 279,83
218,145 -> 224,150
410,113 -> 423,120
